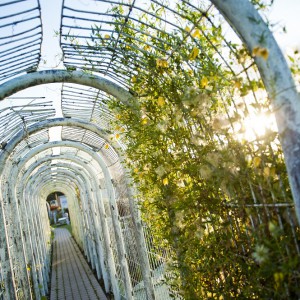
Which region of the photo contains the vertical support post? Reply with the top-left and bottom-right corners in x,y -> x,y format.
127,184 -> 156,300
96,188 -> 120,298
106,179 -> 134,300
0,185 -> 15,299
2,170 -> 33,300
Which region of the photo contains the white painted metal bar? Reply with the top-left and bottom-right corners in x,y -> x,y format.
1,166 -> 33,299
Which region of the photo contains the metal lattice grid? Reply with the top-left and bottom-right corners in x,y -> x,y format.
0,0 -> 42,83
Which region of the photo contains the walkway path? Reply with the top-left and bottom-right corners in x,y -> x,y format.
50,228 -> 107,300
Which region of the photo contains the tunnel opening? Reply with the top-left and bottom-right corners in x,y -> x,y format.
46,192 -> 69,225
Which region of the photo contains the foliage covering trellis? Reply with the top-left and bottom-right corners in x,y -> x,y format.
67,1 -> 300,298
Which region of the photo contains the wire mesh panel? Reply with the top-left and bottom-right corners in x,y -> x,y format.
142,225 -> 181,300
61,83 -> 115,129
9,128 -> 50,159
106,216 -> 127,299
0,99 -> 55,154
0,0 -> 42,84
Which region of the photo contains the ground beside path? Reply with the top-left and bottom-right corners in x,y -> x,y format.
50,228 -> 107,300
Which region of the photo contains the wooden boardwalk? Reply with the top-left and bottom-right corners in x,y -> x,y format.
50,228 -> 107,300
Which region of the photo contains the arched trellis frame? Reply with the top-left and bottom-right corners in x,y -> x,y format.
18,154 -> 117,292
11,141 -> 133,299
0,118 -> 156,300
0,0 -> 300,298
23,163 -> 112,294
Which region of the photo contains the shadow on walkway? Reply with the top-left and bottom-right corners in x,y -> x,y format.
50,228 -> 107,300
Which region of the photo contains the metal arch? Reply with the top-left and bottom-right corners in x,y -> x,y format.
0,117 -> 119,174
23,166 -> 95,292
0,117 -> 155,299
19,155 -> 100,189
27,167 -> 98,248
4,140 -> 134,300
34,182 -> 82,245
17,154 -> 118,293
25,165 -> 123,298
36,181 -> 84,247
0,69 -> 135,106
24,164 -> 101,261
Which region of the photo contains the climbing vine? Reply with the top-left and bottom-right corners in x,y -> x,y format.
68,1 -> 300,298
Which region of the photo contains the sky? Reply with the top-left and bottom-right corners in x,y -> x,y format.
268,0 -> 300,52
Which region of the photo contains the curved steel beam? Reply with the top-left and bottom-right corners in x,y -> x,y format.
0,118 -> 119,175
0,70 -> 135,107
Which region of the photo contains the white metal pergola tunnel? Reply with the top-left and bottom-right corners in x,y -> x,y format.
0,0 -> 300,299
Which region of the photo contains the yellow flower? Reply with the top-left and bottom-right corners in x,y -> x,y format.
274,272 -> 284,290
252,46 -> 269,60
252,47 -> 260,56
189,47 -> 199,60
192,28 -> 201,38
263,167 -> 275,177
185,26 -> 191,32
115,133 -> 120,139
162,178 -> 169,185
143,45 -> 151,51
260,48 -> 269,60
132,75 -> 137,83
156,58 -> 168,68
104,144 -> 109,149
133,168 -> 139,174
141,117 -> 148,125
263,167 -> 270,177
234,81 -> 241,89
157,96 -> 165,106
187,69 -> 193,76
104,34 -> 110,39
253,157 -> 261,168
200,76 -> 208,88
